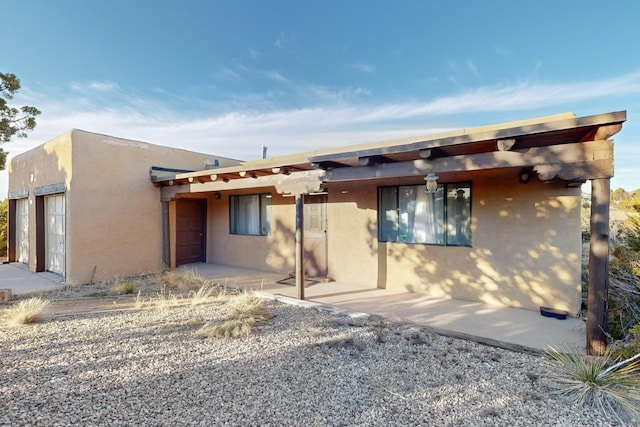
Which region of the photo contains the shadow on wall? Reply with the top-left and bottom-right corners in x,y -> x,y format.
365,179 -> 582,313
265,217 -> 326,277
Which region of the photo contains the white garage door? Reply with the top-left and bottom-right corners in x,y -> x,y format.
15,198 -> 29,264
45,194 -> 65,276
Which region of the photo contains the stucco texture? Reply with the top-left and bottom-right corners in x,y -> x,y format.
9,130 -> 228,284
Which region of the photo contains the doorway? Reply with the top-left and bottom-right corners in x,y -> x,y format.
176,199 -> 206,266
45,194 -> 65,275
303,194 -> 327,277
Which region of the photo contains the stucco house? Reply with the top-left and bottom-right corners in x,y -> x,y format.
7,129 -> 239,283
8,111 -> 625,354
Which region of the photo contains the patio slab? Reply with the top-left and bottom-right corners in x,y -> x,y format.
186,264 -> 586,354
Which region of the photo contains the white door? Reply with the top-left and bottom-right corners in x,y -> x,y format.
45,194 -> 65,275
15,198 -> 29,264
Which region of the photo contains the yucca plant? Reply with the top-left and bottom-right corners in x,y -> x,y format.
3,297 -> 50,327
545,344 -> 640,422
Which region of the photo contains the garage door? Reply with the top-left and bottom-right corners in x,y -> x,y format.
15,198 -> 29,264
45,194 -> 65,275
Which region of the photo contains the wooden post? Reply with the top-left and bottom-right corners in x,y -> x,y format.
587,178 -> 610,356
295,194 -> 305,300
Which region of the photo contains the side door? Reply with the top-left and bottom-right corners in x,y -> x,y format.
303,194 -> 327,277
176,199 -> 206,266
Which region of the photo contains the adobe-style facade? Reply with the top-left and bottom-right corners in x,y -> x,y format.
8,111 -> 625,354
7,129 -> 239,284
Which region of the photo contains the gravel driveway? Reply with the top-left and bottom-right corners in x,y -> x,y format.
0,298 -> 621,426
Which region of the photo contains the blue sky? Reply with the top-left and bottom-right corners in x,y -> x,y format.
2,0 -> 640,195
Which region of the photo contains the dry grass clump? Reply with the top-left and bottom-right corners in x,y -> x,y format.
198,292 -> 271,338
157,269 -> 214,292
153,286 -> 181,310
189,284 -> 221,306
3,297 -> 50,327
111,281 -> 135,295
545,344 -> 640,423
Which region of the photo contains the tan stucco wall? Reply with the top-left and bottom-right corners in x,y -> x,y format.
9,129 -> 233,284
198,174 -> 581,314
205,189 -> 296,274
323,176 -> 582,314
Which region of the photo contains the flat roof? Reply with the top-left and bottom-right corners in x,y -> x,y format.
152,110 -> 626,187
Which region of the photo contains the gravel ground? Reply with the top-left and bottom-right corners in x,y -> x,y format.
0,297 -> 628,426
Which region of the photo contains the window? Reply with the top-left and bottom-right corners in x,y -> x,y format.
229,194 -> 271,236
378,182 -> 471,246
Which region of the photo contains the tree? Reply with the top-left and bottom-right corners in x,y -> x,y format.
0,72 -> 41,169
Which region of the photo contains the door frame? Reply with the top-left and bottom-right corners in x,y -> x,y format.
174,198 -> 207,267
303,194 -> 328,277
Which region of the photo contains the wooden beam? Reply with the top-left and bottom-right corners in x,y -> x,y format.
311,161 -> 345,170
325,140 -> 614,182
580,123 -> 623,142
160,170 -> 325,201
419,149 -> 433,159
497,138 -> 516,151
295,194 -> 305,300
587,178 -> 610,356
358,155 -> 388,166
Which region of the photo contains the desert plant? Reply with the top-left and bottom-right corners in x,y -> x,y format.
154,286 -> 180,310
158,268 -> 214,292
112,281 -> 135,295
198,292 -> 271,338
611,324 -> 640,361
189,284 -> 221,306
545,344 -> 640,422
3,297 -> 50,327
134,290 -> 145,309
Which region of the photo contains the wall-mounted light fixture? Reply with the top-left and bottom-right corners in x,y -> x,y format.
213,192 -> 221,200
424,171 -> 439,193
519,169 -> 530,184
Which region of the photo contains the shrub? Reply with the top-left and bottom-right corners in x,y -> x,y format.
545,344 -> 640,423
198,292 -> 270,338
158,268 -> 214,292
112,281 -> 135,295
189,284 -> 221,306
3,297 -> 50,327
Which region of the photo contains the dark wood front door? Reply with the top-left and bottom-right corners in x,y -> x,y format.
176,199 -> 206,266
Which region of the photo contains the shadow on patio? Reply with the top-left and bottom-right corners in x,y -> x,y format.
186,263 -> 586,354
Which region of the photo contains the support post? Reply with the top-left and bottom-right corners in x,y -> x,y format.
295,193 -> 305,300
587,178 -> 610,356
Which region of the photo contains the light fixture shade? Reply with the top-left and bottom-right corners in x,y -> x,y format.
424,172 -> 439,193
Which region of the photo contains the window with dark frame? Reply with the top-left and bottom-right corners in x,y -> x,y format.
378,182 -> 471,246
229,194 -> 271,236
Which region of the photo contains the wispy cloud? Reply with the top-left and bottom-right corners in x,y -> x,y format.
467,60 -> 479,78
348,62 -> 376,74
71,81 -> 119,92
248,48 -> 259,59
274,32 -> 294,50
3,71 -> 640,194
7,71 -> 640,160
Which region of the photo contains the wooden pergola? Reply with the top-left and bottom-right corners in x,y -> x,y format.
153,110 -> 627,356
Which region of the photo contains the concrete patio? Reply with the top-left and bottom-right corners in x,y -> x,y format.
0,262 -> 586,354
185,263 -> 586,354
